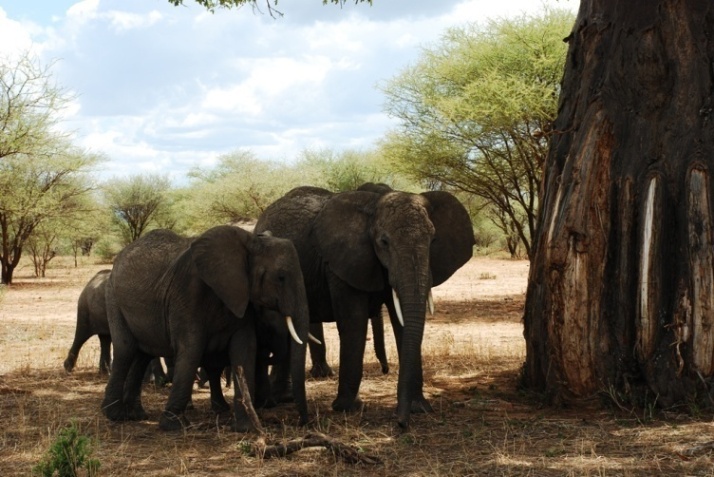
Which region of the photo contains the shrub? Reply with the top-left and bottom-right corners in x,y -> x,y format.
34,421 -> 100,477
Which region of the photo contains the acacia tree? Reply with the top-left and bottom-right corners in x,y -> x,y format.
0,52 -> 70,163
523,0 -> 714,408
0,150 -> 99,284
103,174 -> 174,244
381,10 -> 573,258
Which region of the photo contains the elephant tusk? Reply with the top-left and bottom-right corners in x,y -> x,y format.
286,316 -> 304,345
308,333 -> 322,345
392,288 -> 405,327
428,290 -> 435,316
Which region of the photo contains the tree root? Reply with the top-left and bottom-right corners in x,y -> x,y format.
251,433 -> 383,465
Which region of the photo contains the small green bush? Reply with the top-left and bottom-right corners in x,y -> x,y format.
34,421 -> 100,477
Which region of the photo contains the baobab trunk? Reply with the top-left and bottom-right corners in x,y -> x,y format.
523,0 -> 714,407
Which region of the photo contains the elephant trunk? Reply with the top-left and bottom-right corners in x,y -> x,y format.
393,255 -> 430,430
289,302 -> 309,426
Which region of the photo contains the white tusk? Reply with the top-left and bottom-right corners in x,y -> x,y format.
286,316 -> 303,345
308,333 -> 322,345
392,288 -> 405,327
428,290 -> 435,316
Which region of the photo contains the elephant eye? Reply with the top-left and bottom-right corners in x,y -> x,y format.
379,235 -> 389,248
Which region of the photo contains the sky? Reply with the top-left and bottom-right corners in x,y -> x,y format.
0,0 -> 579,182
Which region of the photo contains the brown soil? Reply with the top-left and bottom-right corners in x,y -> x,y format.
0,257 -> 712,476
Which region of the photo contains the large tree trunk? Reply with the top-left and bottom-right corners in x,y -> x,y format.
523,0 -> 714,407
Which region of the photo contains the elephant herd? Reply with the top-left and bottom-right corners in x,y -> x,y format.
63,184 -> 475,432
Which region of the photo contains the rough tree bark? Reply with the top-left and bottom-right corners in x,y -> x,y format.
523,0 -> 714,407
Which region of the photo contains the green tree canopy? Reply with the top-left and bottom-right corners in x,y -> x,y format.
0,147 -> 101,283
0,52 -> 71,163
102,173 -> 175,244
380,9 -> 574,258
0,52 -> 101,284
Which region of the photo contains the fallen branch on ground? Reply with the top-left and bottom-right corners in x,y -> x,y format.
251,432 -> 383,465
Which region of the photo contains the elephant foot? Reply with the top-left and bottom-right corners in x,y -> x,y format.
159,410 -> 190,431
331,395 -> 364,413
310,362 -> 334,379
231,415 -> 259,433
127,403 -> 149,421
102,399 -> 147,422
411,396 -> 434,414
211,398 -> 231,414
63,356 -> 75,373
186,398 -> 194,411
380,363 -> 390,375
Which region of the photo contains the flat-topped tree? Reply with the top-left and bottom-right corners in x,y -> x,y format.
524,0 -> 714,408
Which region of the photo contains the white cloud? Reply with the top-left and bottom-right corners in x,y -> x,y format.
105,10 -> 163,32
3,0 -> 579,180
0,8 -> 34,57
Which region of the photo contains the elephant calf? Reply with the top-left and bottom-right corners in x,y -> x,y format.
64,269 -> 113,375
64,269 -> 172,385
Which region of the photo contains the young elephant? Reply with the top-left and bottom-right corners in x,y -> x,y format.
102,225 -> 310,432
64,269 -> 113,374
64,270 -> 175,385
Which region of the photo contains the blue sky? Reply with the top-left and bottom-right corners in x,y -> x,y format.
1,0 -> 578,181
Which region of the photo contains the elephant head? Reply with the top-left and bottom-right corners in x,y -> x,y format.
313,189 -> 474,428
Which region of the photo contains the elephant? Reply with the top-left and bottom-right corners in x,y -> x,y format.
64,269 -> 113,375
64,269 -> 168,383
101,225 -> 310,432
306,183 -> 397,379
254,184 -> 474,429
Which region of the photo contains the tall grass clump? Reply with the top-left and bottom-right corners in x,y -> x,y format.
34,420 -> 100,477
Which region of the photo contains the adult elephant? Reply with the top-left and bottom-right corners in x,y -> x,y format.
102,225 -> 310,432
255,185 -> 474,429
64,269 -> 169,384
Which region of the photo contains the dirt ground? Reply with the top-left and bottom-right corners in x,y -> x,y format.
1,256 -> 714,476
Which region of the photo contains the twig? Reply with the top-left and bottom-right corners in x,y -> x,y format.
232,366 -> 264,435
252,432 -> 383,465
680,440 -> 714,457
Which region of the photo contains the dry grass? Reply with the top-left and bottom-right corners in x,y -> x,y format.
1,257 -> 714,476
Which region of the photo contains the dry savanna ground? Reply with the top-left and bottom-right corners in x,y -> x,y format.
2,256 -> 714,476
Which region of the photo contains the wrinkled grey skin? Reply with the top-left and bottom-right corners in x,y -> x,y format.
64,269 -> 113,375
102,226 -> 310,432
255,185 -> 474,429
306,183 -> 395,379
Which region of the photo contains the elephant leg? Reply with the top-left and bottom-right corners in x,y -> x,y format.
268,352 -> 293,404
98,334 -> 112,375
255,348 -> 277,409
160,350 -> 203,431
331,283 -> 370,412
371,310 -> 389,374
308,323 -> 334,378
102,302 -> 139,421
204,365 -> 230,414
147,358 -> 168,387
385,300 -> 432,414
229,327 -> 258,433
122,352 -> 152,421
63,325 -> 93,373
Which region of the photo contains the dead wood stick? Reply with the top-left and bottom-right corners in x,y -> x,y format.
681,440 -> 714,457
252,432 -> 382,465
232,365 -> 264,435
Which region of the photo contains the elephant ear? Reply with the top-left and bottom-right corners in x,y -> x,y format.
313,191 -> 385,292
422,191 -> 475,287
190,225 -> 251,318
